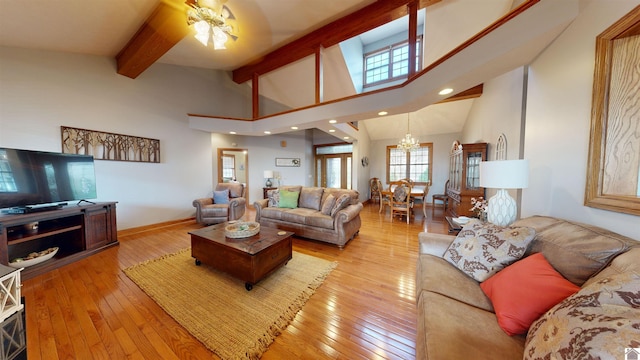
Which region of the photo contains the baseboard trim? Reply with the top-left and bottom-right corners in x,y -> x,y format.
118,217 -> 196,237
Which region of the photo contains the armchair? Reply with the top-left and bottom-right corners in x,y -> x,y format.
193,183 -> 246,225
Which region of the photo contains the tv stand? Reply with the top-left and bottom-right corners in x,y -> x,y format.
0,202 -> 118,280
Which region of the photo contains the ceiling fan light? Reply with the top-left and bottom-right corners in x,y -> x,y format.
212,26 -> 228,49
193,21 -> 210,46
194,33 -> 209,46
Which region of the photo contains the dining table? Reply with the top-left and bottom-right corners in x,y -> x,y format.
379,185 -> 427,214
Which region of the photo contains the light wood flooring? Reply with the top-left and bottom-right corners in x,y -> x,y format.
22,202 -> 452,359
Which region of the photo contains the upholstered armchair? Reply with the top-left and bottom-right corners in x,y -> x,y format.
193,183 -> 246,225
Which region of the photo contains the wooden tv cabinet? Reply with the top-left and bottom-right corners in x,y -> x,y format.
0,202 -> 118,280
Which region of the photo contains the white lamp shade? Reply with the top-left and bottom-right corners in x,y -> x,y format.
263,170 -> 273,179
479,159 -> 529,189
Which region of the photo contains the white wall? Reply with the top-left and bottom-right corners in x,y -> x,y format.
0,47 -> 250,230
208,131 -> 311,205
463,67 -> 526,202
522,0 -> 640,240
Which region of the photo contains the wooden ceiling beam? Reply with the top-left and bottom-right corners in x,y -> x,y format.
116,1 -> 191,79
436,84 -> 484,104
231,0 -> 442,84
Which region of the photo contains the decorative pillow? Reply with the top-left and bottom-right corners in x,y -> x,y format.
321,194 -> 336,216
480,253 -> 580,336
524,272 -> 640,360
278,189 -> 300,209
299,187 -> 324,210
444,219 -> 536,282
267,189 -> 280,207
330,193 -> 351,216
213,189 -> 229,204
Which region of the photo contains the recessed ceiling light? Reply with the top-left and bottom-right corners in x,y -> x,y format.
229,131 -> 236,134
439,88 -> 454,95
264,131 -> 271,134
329,119 -> 337,124
329,129 -> 336,133
291,126 -> 298,130
378,111 -> 388,116
343,136 -> 349,140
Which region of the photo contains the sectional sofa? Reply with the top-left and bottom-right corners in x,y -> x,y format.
415,215 -> 639,359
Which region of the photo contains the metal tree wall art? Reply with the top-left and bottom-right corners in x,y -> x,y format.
61,126 -> 160,163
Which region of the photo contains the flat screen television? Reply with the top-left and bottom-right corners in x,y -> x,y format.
0,147 -> 97,210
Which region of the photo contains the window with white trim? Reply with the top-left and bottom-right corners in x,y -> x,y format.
386,143 -> 433,185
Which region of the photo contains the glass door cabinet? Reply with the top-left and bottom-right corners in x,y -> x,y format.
446,141 -> 487,217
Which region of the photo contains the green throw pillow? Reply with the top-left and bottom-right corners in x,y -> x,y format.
279,190 -> 300,209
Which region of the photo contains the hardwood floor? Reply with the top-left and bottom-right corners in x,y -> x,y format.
22,202 -> 452,359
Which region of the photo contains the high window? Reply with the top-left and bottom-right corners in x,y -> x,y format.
386,144 -> 433,185
364,38 -> 422,87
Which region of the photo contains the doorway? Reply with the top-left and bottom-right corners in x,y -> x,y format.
217,148 -> 248,198
314,144 -> 352,189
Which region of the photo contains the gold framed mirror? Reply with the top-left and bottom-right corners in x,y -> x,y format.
585,6 -> 640,216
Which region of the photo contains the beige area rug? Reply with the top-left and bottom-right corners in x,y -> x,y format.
123,248 -> 337,360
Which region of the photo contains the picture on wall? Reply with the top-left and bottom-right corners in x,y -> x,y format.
61,126 -> 160,163
276,158 -> 301,167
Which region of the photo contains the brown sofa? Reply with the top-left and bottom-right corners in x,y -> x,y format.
415,215 -> 639,359
253,186 -> 362,248
192,182 -> 246,225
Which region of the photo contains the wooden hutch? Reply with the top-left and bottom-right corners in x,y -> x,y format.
446,141 -> 487,218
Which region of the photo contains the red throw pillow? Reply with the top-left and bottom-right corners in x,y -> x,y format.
480,252 -> 580,336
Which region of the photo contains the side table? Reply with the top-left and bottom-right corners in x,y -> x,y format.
263,187 -> 277,199
0,265 -> 23,323
445,216 -> 463,235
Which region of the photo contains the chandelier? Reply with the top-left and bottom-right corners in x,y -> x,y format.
397,114 -> 420,152
187,0 -> 238,50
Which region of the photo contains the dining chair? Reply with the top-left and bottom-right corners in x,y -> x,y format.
369,177 -> 382,203
432,180 -> 449,210
379,181 -> 392,213
391,182 -> 413,224
414,184 -> 430,217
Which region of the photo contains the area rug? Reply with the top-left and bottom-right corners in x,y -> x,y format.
123,248 -> 336,360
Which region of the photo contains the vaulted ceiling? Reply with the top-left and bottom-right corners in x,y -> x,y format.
0,0 -> 579,140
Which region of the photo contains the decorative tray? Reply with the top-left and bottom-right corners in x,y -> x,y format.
225,222 -> 260,239
9,247 -> 59,268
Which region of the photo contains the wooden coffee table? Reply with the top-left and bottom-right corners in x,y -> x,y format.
189,223 -> 293,291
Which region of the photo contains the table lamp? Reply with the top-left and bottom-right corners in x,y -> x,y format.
479,159 -> 529,226
264,170 -> 274,187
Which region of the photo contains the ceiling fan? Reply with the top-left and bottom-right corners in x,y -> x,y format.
186,0 -> 239,49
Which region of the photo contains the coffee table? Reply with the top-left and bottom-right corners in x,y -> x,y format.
189,223 -> 293,291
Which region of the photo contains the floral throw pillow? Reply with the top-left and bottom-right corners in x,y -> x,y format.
524,272 -> 640,360
444,219 -> 536,282
330,194 -> 351,216
267,189 -> 279,207
321,194 -> 336,216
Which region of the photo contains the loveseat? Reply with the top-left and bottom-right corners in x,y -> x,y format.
192,182 -> 246,225
253,186 -> 362,248
415,215 -> 639,359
